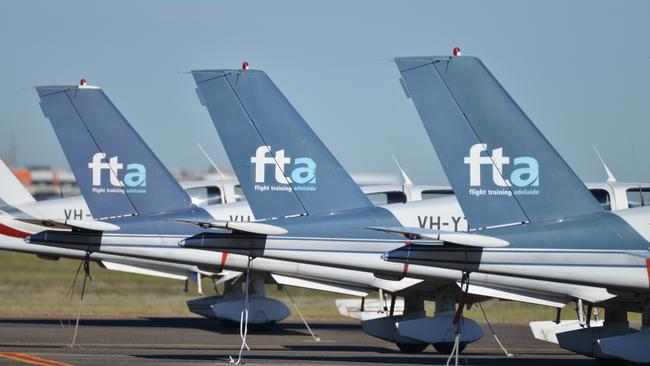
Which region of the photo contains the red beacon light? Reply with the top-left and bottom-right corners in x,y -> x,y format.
453,47 -> 461,56
79,79 -> 87,86
242,61 -> 249,70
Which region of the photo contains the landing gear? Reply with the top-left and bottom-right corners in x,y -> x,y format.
186,272 -> 290,330
360,292 -> 483,354
395,296 -> 429,353
430,293 -> 467,355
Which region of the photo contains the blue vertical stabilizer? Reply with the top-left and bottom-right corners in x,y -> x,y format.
36,85 -> 192,219
396,56 -> 602,228
193,69 -> 371,219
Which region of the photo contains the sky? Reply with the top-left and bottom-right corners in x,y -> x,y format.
0,1 -> 649,185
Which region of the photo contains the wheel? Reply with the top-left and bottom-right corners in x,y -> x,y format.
432,342 -> 466,355
396,342 -> 428,353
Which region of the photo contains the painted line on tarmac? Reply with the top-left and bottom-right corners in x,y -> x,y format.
0,352 -> 71,366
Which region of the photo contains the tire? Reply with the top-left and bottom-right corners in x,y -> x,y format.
396,342 -> 428,353
432,342 -> 466,355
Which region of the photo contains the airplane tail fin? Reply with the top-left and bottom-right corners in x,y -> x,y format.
0,158 -> 35,206
192,68 -> 371,219
395,56 -> 602,229
36,83 -> 192,219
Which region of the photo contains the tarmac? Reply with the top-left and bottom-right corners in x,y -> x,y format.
0,317 -> 595,366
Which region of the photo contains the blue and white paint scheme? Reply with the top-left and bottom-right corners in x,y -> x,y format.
387,55 -> 650,291
388,54 -> 650,362
17,63 -> 650,359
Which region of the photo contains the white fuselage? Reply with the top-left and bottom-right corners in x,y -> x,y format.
3,182 -> 647,305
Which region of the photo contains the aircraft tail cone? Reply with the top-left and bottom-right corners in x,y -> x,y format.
21,230 -> 101,252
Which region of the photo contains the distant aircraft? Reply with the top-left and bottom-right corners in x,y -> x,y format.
0,156 -> 257,307
0,154 -> 436,331
5,83 -> 463,352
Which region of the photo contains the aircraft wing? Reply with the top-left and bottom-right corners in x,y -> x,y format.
100,261 -> 193,280
172,219 -> 287,235
271,274 -> 370,297
368,226 -> 509,248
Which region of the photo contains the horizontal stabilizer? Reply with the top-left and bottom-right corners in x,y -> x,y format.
36,85 -> 192,219
16,218 -> 120,232
192,68 -> 371,219
172,219 -> 287,235
0,217 -> 46,237
395,56 -> 603,228
368,226 -> 509,247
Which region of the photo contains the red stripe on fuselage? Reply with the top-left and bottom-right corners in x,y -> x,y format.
220,252 -> 229,270
0,223 -> 30,238
402,241 -> 412,276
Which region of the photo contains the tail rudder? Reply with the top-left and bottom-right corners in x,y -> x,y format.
395,55 -> 602,229
192,68 -> 371,219
36,83 -> 192,219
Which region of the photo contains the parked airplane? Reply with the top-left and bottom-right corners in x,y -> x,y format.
0,160 -> 431,338
185,64 -> 650,362
0,158 -> 257,308
6,83 -> 460,352
188,66 -> 650,350
0,149 -> 428,330
17,69 -> 648,359
382,53 -> 650,363
4,150 -> 644,324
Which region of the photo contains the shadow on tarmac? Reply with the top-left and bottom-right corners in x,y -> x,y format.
133,353 -> 600,365
0,317 -> 359,335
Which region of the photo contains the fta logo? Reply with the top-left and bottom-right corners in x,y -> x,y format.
88,153 -> 147,189
251,146 -> 316,185
464,144 -> 538,187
